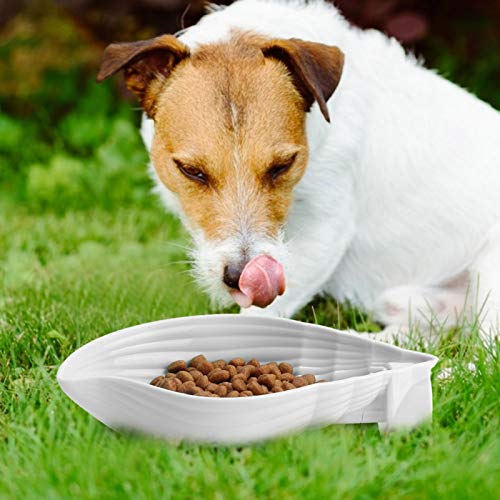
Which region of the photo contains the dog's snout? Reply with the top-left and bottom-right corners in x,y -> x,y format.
223,262 -> 246,289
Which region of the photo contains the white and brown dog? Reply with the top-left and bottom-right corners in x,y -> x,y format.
98,0 -> 500,344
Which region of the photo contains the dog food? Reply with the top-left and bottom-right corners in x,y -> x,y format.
150,354 -> 327,397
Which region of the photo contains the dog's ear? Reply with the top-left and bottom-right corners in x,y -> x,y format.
96,35 -> 190,118
261,38 -> 344,122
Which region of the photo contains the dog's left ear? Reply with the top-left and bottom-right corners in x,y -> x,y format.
96,35 -> 190,118
261,38 -> 344,122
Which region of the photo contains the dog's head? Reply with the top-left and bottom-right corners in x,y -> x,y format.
97,31 -> 344,308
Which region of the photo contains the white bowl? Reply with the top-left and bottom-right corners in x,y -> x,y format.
57,314 -> 438,444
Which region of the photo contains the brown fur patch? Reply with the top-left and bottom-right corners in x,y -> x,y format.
150,32 -> 310,242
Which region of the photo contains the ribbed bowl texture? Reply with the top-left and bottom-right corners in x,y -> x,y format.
57,314 -> 438,444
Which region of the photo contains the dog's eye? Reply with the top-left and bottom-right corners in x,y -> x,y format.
175,162 -> 209,185
267,155 -> 296,181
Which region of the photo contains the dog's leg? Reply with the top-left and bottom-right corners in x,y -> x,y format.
467,223 -> 500,346
357,278 -> 468,344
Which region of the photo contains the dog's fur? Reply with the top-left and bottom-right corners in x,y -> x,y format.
100,0 -> 500,344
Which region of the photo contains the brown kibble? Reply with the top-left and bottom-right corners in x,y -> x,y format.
190,354 -> 207,367
258,374 -> 277,389
172,377 -> 182,389
189,369 -> 203,381
272,386 -> 284,393
304,374 -> 316,385
197,390 -> 211,397
214,385 -> 228,397
150,376 -> 165,387
206,383 -> 218,392
280,373 -> 295,382
282,381 -> 296,391
177,371 -> 194,383
212,359 -> 227,369
248,377 -> 258,384
247,380 -> 266,395
208,369 -> 230,383
232,377 -> 247,392
167,360 -> 187,373
220,381 -> 233,390
273,379 -> 283,390
227,391 -> 240,397
196,375 -> 209,389
267,362 -> 281,376
190,386 -> 203,395
248,358 -> 260,367
241,390 -> 253,397
278,362 -> 293,374
238,365 -> 255,378
229,357 -> 246,367
178,381 -> 196,393
160,378 -> 179,391
293,376 -> 308,388
232,373 -> 247,383
197,359 -> 214,375
226,364 -> 238,377
256,364 -> 272,376
165,372 -> 177,379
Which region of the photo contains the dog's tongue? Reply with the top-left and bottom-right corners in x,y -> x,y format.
230,255 -> 285,308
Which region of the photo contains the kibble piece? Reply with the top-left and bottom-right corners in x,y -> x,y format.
282,381 -> 296,391
178,381 -> 197,393
188,369 -> 203,381
167,360 -> 187,373
190,386 -> 204,395
278,362 -> 293,374
248,358 -> 260,368
190,354 -> 207,367
165,372 -> 177,379
212,359 -> 227,369
247,380 -> 267,396
196,375 -> 210,389
293,376 -> 308,388
208,369 -> 230,383
229,357 -> 246,367
177,371 -> 194,383
231,373 -> 247,384
267,362 -> 281,377
241,390 -> 253,397
214,385 -> 228,397
256,364 -> 272,376
238,365 -> 254,378
273,379 -> 283,390
280,373 -> 295,382
304,374 -> 316,385
258,374 -> 277,389
227,391 -> 240,397
232,377 -> 247,392
197,359 -> 214,375
150,376 -> 165,386
272,386 -> 284,393
197,390 -> 211,397
220,381 -> 233,390
160,378 -> 179,391
172,377 -> 182,389
226,364 -> 238,377
248,377 -> 258,384
206,382 -> 218,392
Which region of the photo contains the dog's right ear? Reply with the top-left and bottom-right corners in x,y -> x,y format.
96,35 -> 190,118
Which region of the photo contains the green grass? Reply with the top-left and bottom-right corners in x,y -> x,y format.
1,49 -> 499,498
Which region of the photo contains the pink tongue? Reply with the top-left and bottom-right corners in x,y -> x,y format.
230,255 -> 285,308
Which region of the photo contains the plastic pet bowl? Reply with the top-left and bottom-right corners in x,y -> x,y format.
57,314 -> 438,444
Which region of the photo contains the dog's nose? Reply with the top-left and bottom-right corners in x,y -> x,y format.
223,262 -> 245,289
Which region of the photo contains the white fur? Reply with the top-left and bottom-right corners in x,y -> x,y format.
141,0 -> 500,344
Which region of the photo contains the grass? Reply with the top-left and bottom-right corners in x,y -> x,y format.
1,29 -> 499,499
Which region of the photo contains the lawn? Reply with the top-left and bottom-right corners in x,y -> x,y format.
1,32 -> 499,500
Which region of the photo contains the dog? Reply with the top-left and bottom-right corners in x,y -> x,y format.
97,0 -> 500,345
